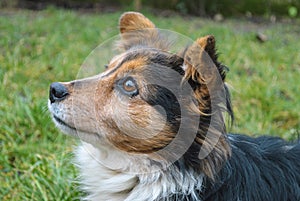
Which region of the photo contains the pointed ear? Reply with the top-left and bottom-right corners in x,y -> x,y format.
183,35 -> 226,84
183,35 -> 230,115
118,12 -> 168,50
183,35 -> 232,179
196,35 -> 218,66
119,12 -> 155,33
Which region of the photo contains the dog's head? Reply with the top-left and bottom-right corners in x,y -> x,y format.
48,12 -> 233,178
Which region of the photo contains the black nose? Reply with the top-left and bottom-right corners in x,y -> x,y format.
49,82 -> 69,103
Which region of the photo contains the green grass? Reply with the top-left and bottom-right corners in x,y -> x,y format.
0,8 -> 299,200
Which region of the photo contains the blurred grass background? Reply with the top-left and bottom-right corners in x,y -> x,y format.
1,0 -> 300,18
0,5 -> 299,201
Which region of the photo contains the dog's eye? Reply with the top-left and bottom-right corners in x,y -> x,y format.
118,77 -> 139,97
123,79 -> 136,92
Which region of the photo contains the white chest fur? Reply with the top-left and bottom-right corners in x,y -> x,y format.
75,143 -> 204,201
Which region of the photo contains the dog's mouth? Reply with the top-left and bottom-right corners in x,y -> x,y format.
52,114 -> 102,140
53,115 -> 77,131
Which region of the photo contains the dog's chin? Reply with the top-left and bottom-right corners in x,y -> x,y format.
51,115 -> 103,145
52,115 -> 78,136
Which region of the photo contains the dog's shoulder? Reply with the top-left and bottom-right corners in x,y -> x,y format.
205,134 -> 300,201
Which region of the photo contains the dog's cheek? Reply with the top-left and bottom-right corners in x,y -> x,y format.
102,97 -> 175,153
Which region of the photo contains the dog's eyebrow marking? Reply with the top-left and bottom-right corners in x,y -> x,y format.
100,52 -> 148,78
99,55 -> 124,78
100,63 -> 122,78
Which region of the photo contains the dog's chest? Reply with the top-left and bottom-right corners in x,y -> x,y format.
75,143 -> 138,201
75,143 -> 204,201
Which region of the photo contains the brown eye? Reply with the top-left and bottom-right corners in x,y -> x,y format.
117,77 -> 139,97
123,78 -> 136,92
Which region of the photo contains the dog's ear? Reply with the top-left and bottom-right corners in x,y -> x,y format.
118,12 -> 169,50
182,35 -> 232,179
182,35 -> 227,113
183,35 -> 226,83
119,12 -> 155,34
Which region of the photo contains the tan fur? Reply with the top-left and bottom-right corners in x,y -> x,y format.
51,12 -> 230,175
53,54 -> 176,154
49,11 -> 233,200
118,12 -> 169,50
116,57 -> 147,72
119,12 -> 155,33
183,35 -> 231,178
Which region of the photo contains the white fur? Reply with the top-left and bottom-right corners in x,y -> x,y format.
75,142 -> 204,201
182,63 -> 188,71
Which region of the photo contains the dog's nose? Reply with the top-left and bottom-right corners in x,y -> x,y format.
49,82 -> 69,103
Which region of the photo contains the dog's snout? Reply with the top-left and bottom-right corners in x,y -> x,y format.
49,82 -> 69,103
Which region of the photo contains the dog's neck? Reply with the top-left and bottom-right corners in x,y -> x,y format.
75,142 -> 204,201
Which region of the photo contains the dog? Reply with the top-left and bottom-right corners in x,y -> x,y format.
48,12 -> 300,201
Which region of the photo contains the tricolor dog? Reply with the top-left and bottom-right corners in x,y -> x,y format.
48,12 -> 300,201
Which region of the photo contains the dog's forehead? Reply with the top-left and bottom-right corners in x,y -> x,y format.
103,51 -> 148,77
104,48 -> 183,77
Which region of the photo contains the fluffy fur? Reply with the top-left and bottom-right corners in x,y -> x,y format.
48,12 -> 300,201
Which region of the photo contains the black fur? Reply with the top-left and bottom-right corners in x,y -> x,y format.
107,43 -> 300,201
50,12 -> 300,201
130,48 -> 300,201
201,134 -> 300,201
141,84 -> 181,131
165,135 -> 300,201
